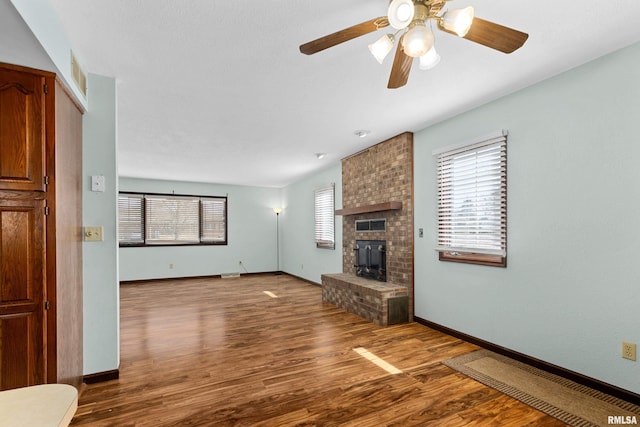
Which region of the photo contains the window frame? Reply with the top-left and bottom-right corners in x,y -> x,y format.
118,191 -> 228,247
314,184 -> 335,250
433,131 -> 507,267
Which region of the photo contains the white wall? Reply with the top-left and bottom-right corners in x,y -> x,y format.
281,163 -> 343,284
10,0 -> 87,108
0,0 -> 54,72
119,178 -> 281,281
82,73 -> 119,375
414,42 -> 640,394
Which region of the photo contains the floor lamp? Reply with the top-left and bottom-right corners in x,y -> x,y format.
273,207 -> 282,274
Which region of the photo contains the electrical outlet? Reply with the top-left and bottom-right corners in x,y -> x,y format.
622,341 -> 636,361
169,263 -> 174,269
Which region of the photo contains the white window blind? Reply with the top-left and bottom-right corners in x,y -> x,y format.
200,197 -> 227,243
434,131 -> 507,258
145,195 -> 200,244
118,193 -> 144,245
314,184 -> 335,249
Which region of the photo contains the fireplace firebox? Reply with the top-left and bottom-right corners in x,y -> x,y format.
354,240 -> 386,282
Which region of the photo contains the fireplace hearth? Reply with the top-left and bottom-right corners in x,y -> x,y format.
354,240 -> 386,282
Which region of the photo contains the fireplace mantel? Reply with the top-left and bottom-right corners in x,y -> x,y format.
335,201 -> 402,216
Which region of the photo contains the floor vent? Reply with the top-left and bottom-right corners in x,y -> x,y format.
221,272 -> 240,278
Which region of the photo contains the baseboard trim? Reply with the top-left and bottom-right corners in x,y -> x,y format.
281,272 -> 321,286
83,369 -> 120,384
414,316 -> 640,406
120,271 -> 282,285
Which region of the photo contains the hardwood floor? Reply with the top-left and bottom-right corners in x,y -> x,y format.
71,275 -> 566,426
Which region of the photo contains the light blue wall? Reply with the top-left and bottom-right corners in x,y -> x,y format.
281,163 -> 343,284
414,42 -> 640,394
119,164 -> 344,284
82,74 -> 119,375
119,178 -> 282,281
120,164 -> 343,285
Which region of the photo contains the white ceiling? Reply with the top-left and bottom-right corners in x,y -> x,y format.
43,0 -> 640,187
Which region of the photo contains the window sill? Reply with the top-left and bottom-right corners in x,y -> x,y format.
439,252 -> 506,267
119,242 -> 228,248
316,243 -> 335,250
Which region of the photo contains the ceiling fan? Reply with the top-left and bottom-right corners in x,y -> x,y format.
299,0 -> 528,89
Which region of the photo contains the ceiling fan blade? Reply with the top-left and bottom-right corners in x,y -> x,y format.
300,17 -> 389,55
440,17 -> 528,54
387,39 -> 412,89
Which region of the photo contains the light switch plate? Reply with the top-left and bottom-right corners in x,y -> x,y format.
91,175 -> 105,192
84,226 -> 103,241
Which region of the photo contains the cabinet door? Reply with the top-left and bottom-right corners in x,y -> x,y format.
0,197 -> 46,390
0,68 -> 46,191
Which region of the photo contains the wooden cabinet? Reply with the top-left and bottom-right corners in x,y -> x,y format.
0,67 -> 46,191
0,63 -> 83,391
0,196 -> 46,389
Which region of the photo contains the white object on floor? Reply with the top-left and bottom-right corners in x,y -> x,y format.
0,384 -> 78,427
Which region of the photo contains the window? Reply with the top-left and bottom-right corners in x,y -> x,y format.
314,184 -> 335,249
118,193 -> 144,244
118,192 -> 227,246
433,131 -> 507,267
200,197 -> 227,243
145,195 -> 200,244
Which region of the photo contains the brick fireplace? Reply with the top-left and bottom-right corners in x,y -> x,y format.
321,132 -> 414,325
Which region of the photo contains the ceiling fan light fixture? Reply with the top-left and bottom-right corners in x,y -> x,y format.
442,6 -> 474,37
419,46 -> 440,70
387,0 -> 415,30
402,22 -> 434,58
368,34 -> 395,64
